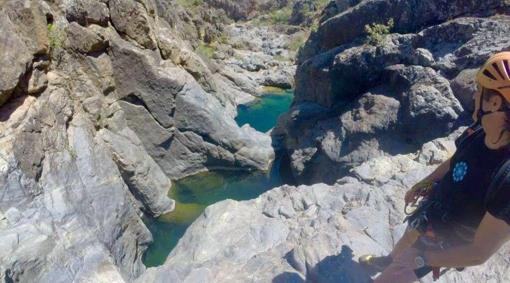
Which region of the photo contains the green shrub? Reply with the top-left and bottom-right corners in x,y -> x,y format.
176,0 -> 203,7
364,19 -> 394,46
196,42 -> 215,59
47,23 -> 66,63
273,54 -> 287,62
288,33 -> 307,52
310,21 -> 320,32
47,23 -> 65,51
269,7 -> 292,24
217,33 -> 230,44
312,0 -> 331,10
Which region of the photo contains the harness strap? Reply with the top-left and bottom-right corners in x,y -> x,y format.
485,158 -> 510,207
432,267 -> 441,281
422,225 -> 452,281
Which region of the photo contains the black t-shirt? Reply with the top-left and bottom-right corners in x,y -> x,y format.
427,126 -> 510,242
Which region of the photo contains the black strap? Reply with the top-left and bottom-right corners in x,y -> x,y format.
455,124 -> 484,149
414,266 -> 433,279
485,157 -> 510,207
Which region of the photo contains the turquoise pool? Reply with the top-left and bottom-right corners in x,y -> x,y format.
235,90 -> 294,132
143,90 -> 293,267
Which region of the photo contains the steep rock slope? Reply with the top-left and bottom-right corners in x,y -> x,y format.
0,0 -> 276,281
275,0 -> 510,184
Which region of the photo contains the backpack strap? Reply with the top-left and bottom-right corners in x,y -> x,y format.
455,124 -> 484,149
485,157 -> 510,207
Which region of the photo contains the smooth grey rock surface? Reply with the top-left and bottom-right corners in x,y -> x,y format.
64,0 -> 110,27
98,129 -> 175,217
0,89 -> 149,281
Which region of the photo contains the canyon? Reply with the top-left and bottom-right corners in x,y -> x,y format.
1,0 -> 510,282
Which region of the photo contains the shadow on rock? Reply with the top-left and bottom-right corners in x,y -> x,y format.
307,245 -> 375,283
273,272 -> 306,283
0,95 -> 29,122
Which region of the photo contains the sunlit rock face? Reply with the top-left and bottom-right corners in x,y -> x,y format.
276,0 -> 510,184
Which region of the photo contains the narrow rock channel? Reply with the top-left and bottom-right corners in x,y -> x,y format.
143,90 -> 294,267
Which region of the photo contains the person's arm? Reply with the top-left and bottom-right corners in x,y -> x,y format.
424,212 -> 510,268
423,158 -> 451,183
406,158 -> 451,204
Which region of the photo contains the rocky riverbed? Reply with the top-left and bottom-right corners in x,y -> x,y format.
2,0 -> 510,282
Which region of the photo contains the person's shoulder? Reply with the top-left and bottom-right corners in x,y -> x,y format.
454,124 -> 484,149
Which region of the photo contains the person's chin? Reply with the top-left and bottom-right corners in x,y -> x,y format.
485,141 -> 500,150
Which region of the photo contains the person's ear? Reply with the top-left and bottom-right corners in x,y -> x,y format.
473,89 -> 483,122
484,94 -> 504,112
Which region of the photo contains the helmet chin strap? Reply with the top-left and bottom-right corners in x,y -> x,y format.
486,124 -> 508,147
477,89 -> 491,121
482,114 -> 510,149
475,89 -> 510,148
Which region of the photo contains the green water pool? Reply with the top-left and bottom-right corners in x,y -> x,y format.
142,90 -> 293,267
235,90 -> 294,132
142,169 -> 283,267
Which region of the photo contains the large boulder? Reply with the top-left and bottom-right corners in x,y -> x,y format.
108,37 -> 275,179
451,68 -> 478,112
98,128 -> 175,217
64,0 -> 110,27
109,0 -> 158,49
0,0 -> 48,107
65,22 -> 109,54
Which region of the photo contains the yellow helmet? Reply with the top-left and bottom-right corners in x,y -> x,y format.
476,52 -> 510,102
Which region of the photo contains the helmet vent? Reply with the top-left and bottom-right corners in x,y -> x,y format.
504,60 -> 510,79
483,70 -> 497,80
492,63 -> 505,80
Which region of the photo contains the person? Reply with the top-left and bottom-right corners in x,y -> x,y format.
359,52 -> 510,282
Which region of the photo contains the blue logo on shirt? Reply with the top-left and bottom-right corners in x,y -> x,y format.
453,162 -> 468,182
